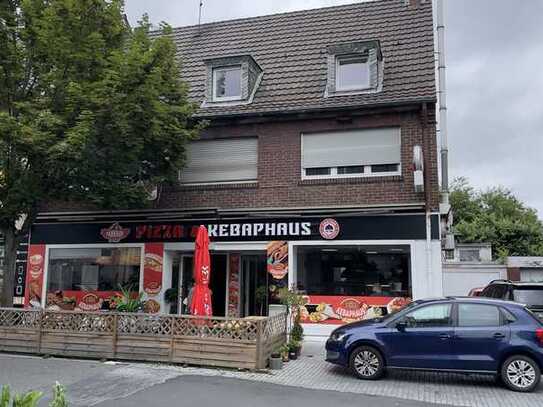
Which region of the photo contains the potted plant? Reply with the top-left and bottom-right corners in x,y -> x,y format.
111,286 -> 144,313
280,344 -> 290,362
278,287 -> 306,354
287,340 -> 299,360
269,347 -> 284,370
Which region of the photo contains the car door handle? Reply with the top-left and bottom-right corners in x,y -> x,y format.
439,333 -> 451,340
493,333 -> 506,339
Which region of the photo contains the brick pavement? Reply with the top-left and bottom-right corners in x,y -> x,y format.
151,341 -> 543,407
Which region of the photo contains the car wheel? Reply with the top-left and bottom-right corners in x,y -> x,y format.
501,355 -> 541,392
349,346 -> 385,380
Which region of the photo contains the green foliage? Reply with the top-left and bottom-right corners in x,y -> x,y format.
450,177 -> 543,259
290,322 -> 304,342
0,385 -> 42,407
164,288 -> 178,304
0,0 -> 201,303
111,285 -> 144,313
49,383 -> 68,407
1,383 -> 67,407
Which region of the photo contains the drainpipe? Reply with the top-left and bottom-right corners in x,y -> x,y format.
436,0 -> 449,208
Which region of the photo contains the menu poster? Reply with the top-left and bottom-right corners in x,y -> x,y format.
143,243 -> 164,297
267,241 -> 288,280
24,245 -> 46,308
299,295 -> 412,325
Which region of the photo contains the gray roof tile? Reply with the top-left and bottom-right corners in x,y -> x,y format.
168,0 -> 436,118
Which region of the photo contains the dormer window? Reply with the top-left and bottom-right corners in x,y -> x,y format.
213,65 -> 242,101
336,54 -> 370,91
325,40 -> 383,97
203,55 -> 263,106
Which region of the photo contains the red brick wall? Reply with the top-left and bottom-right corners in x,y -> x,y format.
158,108 -> 440,212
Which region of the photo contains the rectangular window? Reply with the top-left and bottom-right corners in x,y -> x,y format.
213,66 -> 242,101
180,137 -> 258,184
458,304 -> 502,327
305,167 -> 332,176
47,247 -> 141,293
404,304 -> 452,328
302,128 -> 401,179
371,164 -> 400,174
337,165 -> 365,175
459,249 -> 481,262
296,245 -> 411,298
336,54 -> 370,91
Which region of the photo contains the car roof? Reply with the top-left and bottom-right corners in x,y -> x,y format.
414,297 -> 525,308
488,280 -> 543,287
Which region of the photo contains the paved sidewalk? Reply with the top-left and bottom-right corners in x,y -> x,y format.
2,344 -> 543,407
150,341 -> 543,407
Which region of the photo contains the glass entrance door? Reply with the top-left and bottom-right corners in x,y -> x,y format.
240,255 -> 268,317
179,255 -> 193,315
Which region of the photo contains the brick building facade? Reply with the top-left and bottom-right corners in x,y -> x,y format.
22,0 -> 444,338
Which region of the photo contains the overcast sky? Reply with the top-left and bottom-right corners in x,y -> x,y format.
125,0 -> 543,219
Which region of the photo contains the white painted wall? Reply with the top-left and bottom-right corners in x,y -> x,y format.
442,263 -> 507,296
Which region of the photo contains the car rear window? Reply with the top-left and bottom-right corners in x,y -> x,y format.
513,288 -> 543,307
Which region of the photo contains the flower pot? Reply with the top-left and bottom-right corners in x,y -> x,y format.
269,356 -> 283,370
295,345 -> 302,357
282,353 -> 289,362
288,351 -> 298,360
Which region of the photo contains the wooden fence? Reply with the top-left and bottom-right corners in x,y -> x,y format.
0,308 -> 287,370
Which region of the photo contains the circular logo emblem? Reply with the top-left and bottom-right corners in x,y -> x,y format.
319,218 -> 340,240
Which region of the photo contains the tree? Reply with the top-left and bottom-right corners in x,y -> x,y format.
0,0 -> 201,306
450,177 -> 543,259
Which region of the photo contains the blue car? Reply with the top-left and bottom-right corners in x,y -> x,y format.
326,297 -> 543,392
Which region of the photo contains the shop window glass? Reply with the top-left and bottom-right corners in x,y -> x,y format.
48,247 -> 141,293
295,246 -> 411,297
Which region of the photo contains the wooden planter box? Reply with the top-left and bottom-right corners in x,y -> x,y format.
0,308 -> 287,370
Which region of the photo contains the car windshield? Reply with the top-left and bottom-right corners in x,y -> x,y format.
513,288 -> 543,307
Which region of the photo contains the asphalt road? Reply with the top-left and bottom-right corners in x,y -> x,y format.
0,354 -> 449,407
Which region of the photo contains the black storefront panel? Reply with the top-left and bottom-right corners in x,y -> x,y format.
30,214 -> 440,245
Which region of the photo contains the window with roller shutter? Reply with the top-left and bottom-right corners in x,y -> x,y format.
301,128 -> 401,179
179,138 -> 258,184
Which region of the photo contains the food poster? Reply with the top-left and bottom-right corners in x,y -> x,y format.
267,241 -> 288,280
25,245 -> 46,308
227,254 -> 241,317
299,295 -> 412,325
142,243 -> 164,313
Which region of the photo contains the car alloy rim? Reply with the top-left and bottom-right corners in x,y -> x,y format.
506,360 -> 536,389
354,350 -> 380,377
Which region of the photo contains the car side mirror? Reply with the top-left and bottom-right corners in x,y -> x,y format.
396,321 -> 407,332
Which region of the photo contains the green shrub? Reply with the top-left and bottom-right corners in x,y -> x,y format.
49,383 -> 68,407
1,383 -> 68,407
290,323 -> 304,342
1,386 -> 42,407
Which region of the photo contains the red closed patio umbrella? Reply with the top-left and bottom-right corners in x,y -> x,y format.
190,225 -> 213,317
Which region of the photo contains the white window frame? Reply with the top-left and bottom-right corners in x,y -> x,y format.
302,165 -> 400,180
300,131 -> 402,181
40,244 -> 146,308
335,54 -> 371,92
212,65 -> 243,102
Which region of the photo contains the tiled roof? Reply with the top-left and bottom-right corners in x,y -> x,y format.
168,0 -> 436,118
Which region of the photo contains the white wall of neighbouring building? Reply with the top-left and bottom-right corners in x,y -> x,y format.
442,263 -> 507,296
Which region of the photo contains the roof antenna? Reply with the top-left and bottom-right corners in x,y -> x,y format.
198,1 -> 203,27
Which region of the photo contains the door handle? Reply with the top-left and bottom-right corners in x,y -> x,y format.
439,333 -> 451,340
493,333 -> 506,339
